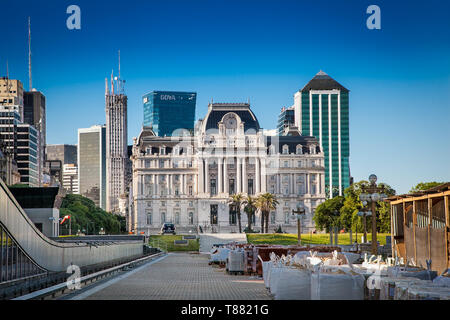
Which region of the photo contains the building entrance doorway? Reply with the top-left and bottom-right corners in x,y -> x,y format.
210,204 -> 218,225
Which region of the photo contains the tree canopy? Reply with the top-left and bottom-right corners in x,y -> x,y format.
313,196 -> 345,231
314,180 -> 395,233
59,194 -> 126,235
410,182 -> 444,193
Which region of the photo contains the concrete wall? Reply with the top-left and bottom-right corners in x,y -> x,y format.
24,208 -> 59,237
0,179 -> 143,272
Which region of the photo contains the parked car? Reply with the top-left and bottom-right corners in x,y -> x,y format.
160,223 -> 176,235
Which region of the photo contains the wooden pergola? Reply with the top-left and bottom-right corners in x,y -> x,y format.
388,183 -> 450,273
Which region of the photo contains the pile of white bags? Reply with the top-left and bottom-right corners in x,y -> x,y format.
387,265 -> 436,280
310,267 -> 365,300
268,265 -> 283,296
433,270 -> 450,287
210,247 -> 231,263
406,284 -> 450,300
263,250 -> 365,300
274,267 -> 311,300
379,277 -> 430,300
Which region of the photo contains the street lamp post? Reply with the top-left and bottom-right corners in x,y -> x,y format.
359,174 -> 388,255
357,210 -> 372,243
292,207 -> 306,245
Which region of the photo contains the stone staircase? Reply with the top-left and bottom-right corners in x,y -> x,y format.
199,233 -> 248,253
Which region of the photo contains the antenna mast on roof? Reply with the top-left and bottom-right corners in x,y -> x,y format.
28,16 -> 32,91
6,60 -> 10,94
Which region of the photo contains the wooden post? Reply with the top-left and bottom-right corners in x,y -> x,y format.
371,200 -> 377,255
428,197 -> 432,262
413,200 -> 417,264
444,195 -> 449,269
390,203 -> 395,258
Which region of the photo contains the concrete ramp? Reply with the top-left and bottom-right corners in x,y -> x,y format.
0,178 -> 143,280
199,233 -> 247,253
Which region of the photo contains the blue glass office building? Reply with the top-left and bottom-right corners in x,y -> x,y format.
143,91 -> 196,137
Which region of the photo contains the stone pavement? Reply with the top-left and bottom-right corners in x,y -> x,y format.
79,253 -> 271,300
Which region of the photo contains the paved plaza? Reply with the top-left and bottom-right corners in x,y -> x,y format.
74,253 -> 272,300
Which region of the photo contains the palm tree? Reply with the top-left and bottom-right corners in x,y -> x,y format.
242,195 -> 257,232
228,193 -> 244,233
256,193 -> 279,233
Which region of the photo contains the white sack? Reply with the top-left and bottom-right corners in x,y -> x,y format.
274,268 -> 311,300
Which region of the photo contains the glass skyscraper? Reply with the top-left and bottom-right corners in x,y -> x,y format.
277,106 -> 295,135
294,71 -> 350,198
143,91 -> 196,137
78,125 -> 106,209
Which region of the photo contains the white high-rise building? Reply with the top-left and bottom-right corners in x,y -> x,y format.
129,102 -> 326,235
105,69 -> 128,215
63,163 -> 79,194
78,125 -> 106,209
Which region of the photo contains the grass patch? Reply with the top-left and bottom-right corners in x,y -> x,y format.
149,235 -> 199,252
247,233 -> 389,246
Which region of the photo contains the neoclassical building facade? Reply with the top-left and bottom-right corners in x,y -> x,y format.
128,103 -> 326,235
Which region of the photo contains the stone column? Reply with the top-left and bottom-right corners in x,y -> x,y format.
242,157 -> 247,194
167,174 -> 171,195
261,158 -> 267,193
236,157 -> 241,193
139,174 -> 143,196
223,158 -> 228,194
181,174 -> 185,195
255,157 -> 260,194
152,174 -> 157,196
306,173 -> 310,194
291,173 -> 295,195
218,157 -> 223,194
194,174 -> 198,195
205,158 -> 210,194
198,158 -> 204,194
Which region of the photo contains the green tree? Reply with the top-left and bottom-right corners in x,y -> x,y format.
228,193 -> 244,233
313,196 -> 345,232
256,193 -> 279,233
410,182 -> 443,193
242,195 -> 257,232
340,180 -> 396,234
59,194 -> 125,235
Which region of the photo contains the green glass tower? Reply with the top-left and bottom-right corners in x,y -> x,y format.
294,71 -> 350,198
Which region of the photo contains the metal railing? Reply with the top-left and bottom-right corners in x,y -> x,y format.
1,222 -> 46,285
12,251 -> 166,300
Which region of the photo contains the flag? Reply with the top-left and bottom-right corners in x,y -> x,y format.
60,215 -> 70,224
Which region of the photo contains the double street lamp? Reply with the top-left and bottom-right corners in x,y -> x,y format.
292,206 -> 306,244
356,210 -> 372,243
359,174 -> 388,255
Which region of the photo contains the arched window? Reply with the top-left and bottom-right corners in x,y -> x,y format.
282,144 -> 289,154
296,144 -> 303,155
146,211 -> 152,225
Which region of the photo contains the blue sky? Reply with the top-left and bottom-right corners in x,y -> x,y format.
1,0 -> 449,194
